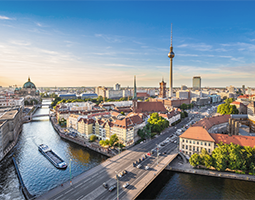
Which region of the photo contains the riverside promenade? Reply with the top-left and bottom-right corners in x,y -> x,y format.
166,156 -> 255,182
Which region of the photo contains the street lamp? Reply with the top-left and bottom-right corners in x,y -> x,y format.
69,159 -> 72,185
156,144 -> 159,166
115,171 -> 119,200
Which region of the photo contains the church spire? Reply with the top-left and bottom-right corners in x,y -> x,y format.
28,76 -> 31,82
133,75 -> 137,100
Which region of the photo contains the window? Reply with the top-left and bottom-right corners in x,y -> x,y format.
197,147 -> 199,151
204,142 -> 207,146
189,140 -> 191,144
197,141 -> 199,145
182,145 -> 184,149
208,149 -> 211,153
186,145 -> 188,149
186,140 -> 188,143
193,141 -> 195,144
193,146 -> 195,151
183,139 -> 184,142
209,143 -> 211,146
201,142 -> 203,145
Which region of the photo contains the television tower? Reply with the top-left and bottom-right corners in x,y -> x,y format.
168,24 -> 175,98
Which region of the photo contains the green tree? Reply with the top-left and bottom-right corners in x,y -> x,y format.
224,98 -> 234,104
189,153 -> 201,167
212,143 -> 228,171
90,135 -> 97,142
109,134 -> 119,147
217,104 -> 239,115
180,103 -> 187,110
120,111 -> 125,115
200,149 -> 212,168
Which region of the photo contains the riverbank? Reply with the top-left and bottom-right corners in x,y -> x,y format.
166,156 -> 255,182
49,116 -> 115,157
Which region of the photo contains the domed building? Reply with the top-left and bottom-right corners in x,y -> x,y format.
15,77 -> 41,105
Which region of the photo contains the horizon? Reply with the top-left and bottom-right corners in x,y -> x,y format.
1,1 -> 255,88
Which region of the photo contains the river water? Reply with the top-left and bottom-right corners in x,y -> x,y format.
0,100 -> 107,200
1,100 -> 255,200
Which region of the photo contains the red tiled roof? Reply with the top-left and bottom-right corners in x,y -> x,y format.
210,134 -> 255,148
180,127 -> 215,142
192,115 -> 230,130
159,110 -> 180,119
137,92 -> 150,97
110,111 -> 121,117
78,118 -> 95,124
231,101 -> 244,106
113,114 -> 143,129
135,102 -> 167,113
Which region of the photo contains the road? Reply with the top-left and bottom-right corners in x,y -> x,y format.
38,121 -> 192,200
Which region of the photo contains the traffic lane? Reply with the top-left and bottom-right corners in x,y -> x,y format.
49,128 -> 178,200
106,145 -> 177,200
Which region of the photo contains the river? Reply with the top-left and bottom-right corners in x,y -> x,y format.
1,100 -> 255,200
0,100 -> 107,200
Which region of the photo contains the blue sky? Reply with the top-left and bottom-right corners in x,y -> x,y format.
0,1 -> 255,88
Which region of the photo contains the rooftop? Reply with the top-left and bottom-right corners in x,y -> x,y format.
0,110 -> 18,120
180,127 -> 215,142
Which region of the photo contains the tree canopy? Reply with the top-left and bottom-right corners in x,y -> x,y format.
189,143 -> 255,173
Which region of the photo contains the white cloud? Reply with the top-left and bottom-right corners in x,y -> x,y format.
0,16 -> 14,20
177,43 -> 212,51
36,22 -> 42,27
10,40 -> 31,46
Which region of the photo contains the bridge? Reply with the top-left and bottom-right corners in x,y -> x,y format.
32,114 -> 49,118
37,128 -> 179,200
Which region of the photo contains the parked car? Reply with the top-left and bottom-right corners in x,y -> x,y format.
102,183 -> 108,189
123,170 -> 127,174
122,182 -> 129,188
137,164 -> 142,169
108,185 -> 116,192
145,166 -> 149,170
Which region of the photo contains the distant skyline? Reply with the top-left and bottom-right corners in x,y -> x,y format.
0,1 -> 255,88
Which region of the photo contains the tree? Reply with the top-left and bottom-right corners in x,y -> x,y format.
200,149 -> 212,168
212,143 -> 228,171
120,111 -> 125,115
90,135 -> 97,142
180,103 -> 187,110
224,98 -> 234,104
217,103 -> 239,115
109,134 -> 119,147
189,153 -> 201,167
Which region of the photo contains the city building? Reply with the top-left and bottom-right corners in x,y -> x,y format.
0,97 -> 24,107
14,77 -> 41,104
230,101 -> 247,114
114,83 -> 121,91
158,79 -> 166,99
179,114 -> 255,157
80,93 -> 98,99
59,94 -> 77,100
176,90 -> 190,99
193,76 -> 201,91
0,106 -> 23,161
158,110 -> 181,126
181,85 -> 188,90
242,85 -> 245,95
247,102 -> 255,116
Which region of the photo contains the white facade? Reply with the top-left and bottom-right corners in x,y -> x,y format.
114,83 -> 121,91
0,97 -> 24,107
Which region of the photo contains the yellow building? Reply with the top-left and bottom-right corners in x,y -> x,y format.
77,118 -> 94,139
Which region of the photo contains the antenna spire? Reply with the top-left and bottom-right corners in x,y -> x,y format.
171,23 -> 173,47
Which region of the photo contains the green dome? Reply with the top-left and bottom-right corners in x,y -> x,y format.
23,77 -> 36,89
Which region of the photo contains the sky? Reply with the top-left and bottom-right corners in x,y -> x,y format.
0,1 -> 255,88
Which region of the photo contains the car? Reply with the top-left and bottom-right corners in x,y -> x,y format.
140,141 -> 143,144
174,141 -> 177,144
118,173 -> 122,178
145,166 -> 149,170
137,164 -> 142,169
102,182 -> 108,188
122,182 -> 129,188
158,153 -> 161,156
123,170 -> 127,174
108,185 -> 116,192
